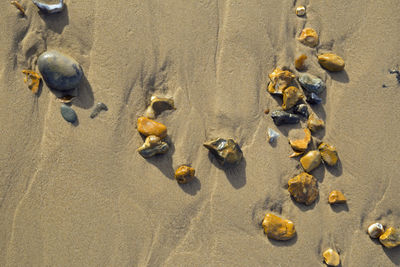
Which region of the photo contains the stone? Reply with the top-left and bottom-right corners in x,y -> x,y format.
295,54 -> 307,70
298,73 -> 325,94
38,50 -> 83,91
174,165 -> 195,184
137,135 -> 169,158
318,53 -> 345,72
368,223 -> 384,239
323,248 -> 340,266
22,70 -> 41,94
271,111 -> 300,126
298,28 -> 319,48
90,102 -> 108,119
282,86 -> 303,110
262,213 -> 296,241
60,104 -> 77,123
300,150 -> 322,172
289,151 -> 304,158
293,104 -> 309,118
379,227 -> 400,248
144,96 -> 175,119
267,128 -> 280,144
319,143 -> 339,166
306,92 -> 322,105
328,190 -> 347,204
288,172 -> 318,205
307,113 -> 325,133
32,0 -> 64,13
57,95 -> 75,103
289,128 -> 311,152
295,6 -> 306,17
137,117 -> 167,138
267,68 -> 296,95
204,138 -> 243,165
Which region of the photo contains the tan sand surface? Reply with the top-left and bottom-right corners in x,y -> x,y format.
1,0 -> 400,266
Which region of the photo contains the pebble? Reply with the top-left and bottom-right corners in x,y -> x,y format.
298,73 -> 325,94
271,111 -> 300,126
323,248 -> 340,266
144,96 -> 175,119
368,223 -> 384,239
306,92 -> 322,105
379,227 -> 400,248
295,6 -> 306,17
32,0 -> 64,13
38,50 -> 83,91
137,135 -> 169,158
282,86 -> 303,110
174,165 -> 195,184
318,143 -> 339,166
288,172 -> 319,205
90,102 -> 108,118
289,151 -> 304,158
328,190 -> 347,204
203,138 -> 243,165
294,104 -> 309,118
22,70 -> 41,94
295,54 -> 307,70
267,68 -> 296,95
57,95 -> 75,103
267,128 -> 280,144
298,28 -> 319,48
318,53 -> 345,72
137,116 -> 167,138
289,128 -> 311,152
300,150 -> 322,172
60,104 -> 77,123
262,213 -> 296,241
307,113 -> 325,132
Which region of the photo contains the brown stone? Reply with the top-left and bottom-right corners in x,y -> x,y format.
288,172 -> 319,205
137,116 -> 167,138
262,213 -> 296,241
295,54 -> 307,70
289,128 -> 312,152
298,28 -> 319,48
379,227 -> 400,248
323,248 -> 340,266
307,113 -> 325,133
300,150 -> 322,172
175,165 -> 195,184
319,143 -> 339,166
328,190 -> 347,204
318,53 -> 345,72
144,96 -> 175,119
282,86 -> 303,110
267,68 -> 296,95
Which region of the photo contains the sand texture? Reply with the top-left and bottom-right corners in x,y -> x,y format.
1,0 -> 400,266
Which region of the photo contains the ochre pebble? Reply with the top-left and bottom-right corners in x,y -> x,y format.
298,28 -> 319,48
328,190 -> 347,204
282,86 -> 303,110
319,143 -> 339,166
289,128 -> 312,152
137,116 -> 167,138
379,227 -> 400,248
262,213 -> 296,241
267,68 -> 296,95
288,172 -> 319,205
318,53 -> 345,72
22,70 -> 41,94
323,248 -> 340,266
174,165 -> 196,184
295,54 -> 307,70
307,113 -> 325,133
300,150 -> 322,172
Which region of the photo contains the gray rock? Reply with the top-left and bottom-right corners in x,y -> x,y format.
294,104 -> 309,118
298,74 -> 325,94
204,138 -> 243,165
90,102 -> 108,118
271,111 -> 300,126
60,104 -> 77,123
138,142 -> 169,158
267,128 -> 279,144
38,50 -> 83,91
306,92 -> 322,105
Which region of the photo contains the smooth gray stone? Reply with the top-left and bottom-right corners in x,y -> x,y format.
60,104 -> 77,123
38,50 -> 83,91
298,73 -> 325,94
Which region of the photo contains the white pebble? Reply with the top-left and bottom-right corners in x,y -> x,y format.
296,6 -> 306,16
368,223 -> 384,238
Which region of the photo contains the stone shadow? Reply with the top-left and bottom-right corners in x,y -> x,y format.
207,153 -> 247,189
267,234 -> 298,247
38,3 -> 69,34
330,203 -> 349,213
144,136 -> 175,180
327,70 -> 349,83
178,177 -> 201,196
383,246 -> 400,266
325,158 -> 343,177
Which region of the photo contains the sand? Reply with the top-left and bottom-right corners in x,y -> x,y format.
1,0 -> 400,266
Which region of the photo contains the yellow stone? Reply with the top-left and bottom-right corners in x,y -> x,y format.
289,128 -> 311,152
174,165 -> 195,184
307,113 -> 325,133
318,53 -> 345,72
267,68 -> 296,94
288,172 -> 318,205
282,86 -> 303,110
323,248 -> 340,266
328,190 -> 347,204
300,150 -> 321,172
379,227 -> 400,248
289,151 -> 304,158
22,70 -> 41,94
137,116 -> 167,138
295,54 -> 307,71
262,213 -> 296,241
319,143 -> 339,166
298,28 -> 319,48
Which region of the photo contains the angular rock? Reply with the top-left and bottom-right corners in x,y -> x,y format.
144,96 -> 175,119
137,116 -> 167,138
267,128 -> 279,144
298,73 -> 325,94
22,70 -> 41,94
307,113 -> 325,133
262,213 -> 296,241
137,135 -> 169,158
293,104 -> 309,118
174,165 -> 195,184
60,104 -> 77,123
289,128 -> 311,152
379,227 -> 400,248
318,53 -> 345,72
298,28 -> 319,48
319,143 -> 339,166
271,111 -> 300,126
306,92 -> 322,105
38,50 -> 83,91
289,151 -> 304,158
295,54 -> 307,70
328,190 -> 347,204
323,248 -> 340,266
282,86 -> 303,110
204,138 -> 243,165
288,172 -> 318,205
267,68 -> 296,95
368,223 -> 385,239
300,150 -> 322,172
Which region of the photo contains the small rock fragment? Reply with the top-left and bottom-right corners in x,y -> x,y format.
60,104 -> 77,123
90,102 -> 108,118
298,73 -> 325,94
204,138 -> 243,165
295,54 -> 307,70
300,150 -> 322,172
282,86 -> 303,110
293,104 -> 309,118
11,1 -> 25,15
295,6 -> 306,16
323,248 -> 340,266
267,68 -> 296,95
144,96 -> 175,119
389,68 -> 400,84
318,53 -> 345,72
306,92 -> 322,105
368,223 -> 385,239
22,70 -> 41,94
328,190 -> 347,204
289,128 -> 312,152
288,172 -> 319,205
271,111 -> 300,126
32,0 -> 64,13
298,28 -> 319,48
174,165 -> 195,184
267,128 -> 280,144
319,143 -> 339,166
379,227 -> 400,248
262,213 -> 296,241
137,135 -> 169,158
264,108 -> 270,114
307,113 -> 325,133
57,95 -> 75,103
137,117 -> 167,138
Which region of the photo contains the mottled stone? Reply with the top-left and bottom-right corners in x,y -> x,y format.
282,86 -> 303,110
144,96 -> 175,119
328,190 -> 347,204
22,70 -> 41,94
289,128 -> 311,152
323,248 -> 340,266
379,227 -> 400,248
306,92 -> 322,105
318,53 -> 345,72
300,150 -> 322,172
267,128 -> 279,144
307,113 -> 325,132
295,54 -> 307,70
174,165 -> 195,184
298,73 -> 325,94
271,111 -> 300,126
262,213 -> 296,241
319,143 -> 339,166
294,104 -> 309,118
60,104 -> 77,123
137,117 -> 167,138
368,223 -> 385,239
298,28 -> 319,48
267,68 -> 296,95
38,50 -> 83,91
295,6 -> 306,16
288,172 -> 319,205
137,135 -> 169,158
204,138 -> 243,165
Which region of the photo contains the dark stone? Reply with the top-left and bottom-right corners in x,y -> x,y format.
306,92 -> 322,105
60,104 -> 77,123
271,111 -> 300,126
203,138 -> 243,165
138,142 -> 169,158
90,102 -> 108,118
294,104 -> 309,118
298,73 -> 325,94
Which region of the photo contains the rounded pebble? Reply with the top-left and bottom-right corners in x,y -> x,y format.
323,248 -> 340,266
174,166 -> 195,184
262,213 -> 296,241
295,6 -> 306,16
288,172 -> 319,205
298,28 -> 319,48
368,223 -> 384,239
300,150 -> 322,172
137,117 -> 167,138
318,53 -> 345,72
60,104 -> 77,123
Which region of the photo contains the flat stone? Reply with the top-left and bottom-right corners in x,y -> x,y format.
307,113 -> 325,132
267,128 -> 279,144
300,150 -> 322,172
288,172 -> 318,205
267,68 -> 296,95
60,104 -> 77,123
38,50 -> 83,91
368,223 -> 385,239
282,86 -> 303,110
293,104 -> 309,118
204,138 -> 243,165
328,190 -> 347,204
318,53 -> 345,72
271,111 -> 300,126
319,143 -> 339,166
298,73 -> 325,94
323,248 -> 340,266
137,117 -> 167,138
298,28 -> 319,48
289,128 -> 312,152
306,92 -> 322,105
262,213 -> 296,241
137,135 -> 169,158
379,227 -> 400,248
174,165 -> 195,184
295,54 -> 307,70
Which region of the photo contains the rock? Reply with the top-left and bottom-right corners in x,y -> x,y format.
267,128 -> 280,144
298,28 -> 319,48
38,50 -> 83,91
368,223 -> 384,239
318,53 -> 345,72
90,102 -> 108,118
295,54 -> 307,70
298,73 -> 325,94
289,151 -> 304,158
307,113 -> 325,132
379,227 -> 400,248
306,92 -> 322,105
137,117 -> 167,138
267,68 -> 296,95
22,70 -> 41,94
323,248 -> 340,266
295,6 -> 306,17
32,0 -> 64,13
262,213 -> 296,241
289,128 -> 311,152
294,104 -> 309,118
174,165 -> 195,184
300,150 -> 322,172
204,138 -> 243,165
144,96 -> 175,119
319,143 -> 339,166
60,104 -> 77,123
271,111 -> 300,126
57,95 -> 75,103
282,86 -> 303,110
137,135 -> 169,158
288,172 -> 319,205
328,190 -> 347,204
